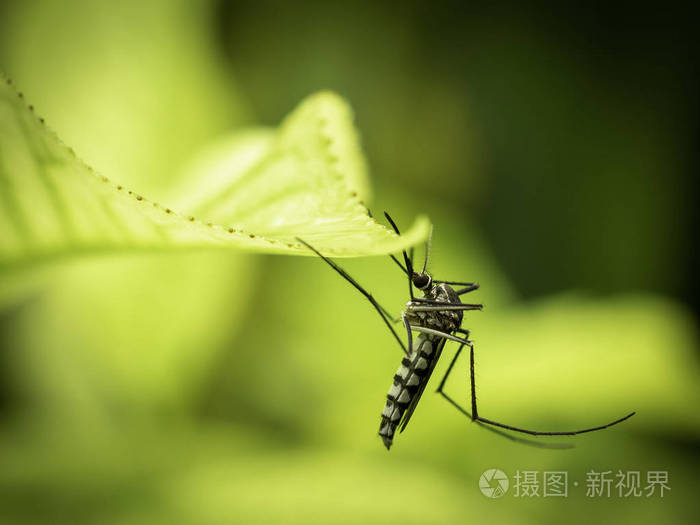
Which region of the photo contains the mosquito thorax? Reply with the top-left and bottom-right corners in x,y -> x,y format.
412,272 -> 432,290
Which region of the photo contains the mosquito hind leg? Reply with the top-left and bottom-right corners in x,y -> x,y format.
436,341 -> 468,403
435,339 -> 478,418
464,342 -> 636,436
436,342 -> 574,448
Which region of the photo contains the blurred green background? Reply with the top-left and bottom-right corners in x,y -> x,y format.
1,1 -> 698,523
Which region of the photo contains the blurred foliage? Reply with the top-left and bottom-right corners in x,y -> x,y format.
0,1 -> 698,524
222,0 -> 696,300
0,77 -> 429,267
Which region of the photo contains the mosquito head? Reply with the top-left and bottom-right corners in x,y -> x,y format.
411,272 -> 432,290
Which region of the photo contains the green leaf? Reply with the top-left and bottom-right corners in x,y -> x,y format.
0,76 -> 430,273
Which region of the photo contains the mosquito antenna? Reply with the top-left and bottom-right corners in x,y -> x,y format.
422,224 -> 433,274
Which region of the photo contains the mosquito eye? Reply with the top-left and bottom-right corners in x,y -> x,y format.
413,274 -> 429,288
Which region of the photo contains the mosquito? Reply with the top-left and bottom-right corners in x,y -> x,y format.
297,212 -> 635,449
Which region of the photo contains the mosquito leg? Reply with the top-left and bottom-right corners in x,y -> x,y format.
436,342 -> 573,449
466,342 -> 636,436
389,254 -> 408,275
455,327 -> 470,339
297,237 -> 407,355
407,300 -> 483,313
433,280 -> 478,287
468,342 -> 478,418
436,341 -> 467,395
434,334 -> 475,418
381,309 -> 401,324
431,280 -> 480,295
402,313 -> 413,356
474,409 -> 636,436
410,298 -> 483,308
456,283 -> 480,295
408,305 -> 483,313
437,341 -> 574,449
409,325 -> 469,345
383,212 -> 414,301
371,206 -> 409,282
370,209 -> 412,280
369,208 -> 409,279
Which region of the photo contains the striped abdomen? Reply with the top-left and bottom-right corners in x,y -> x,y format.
379,333 -> 441,449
